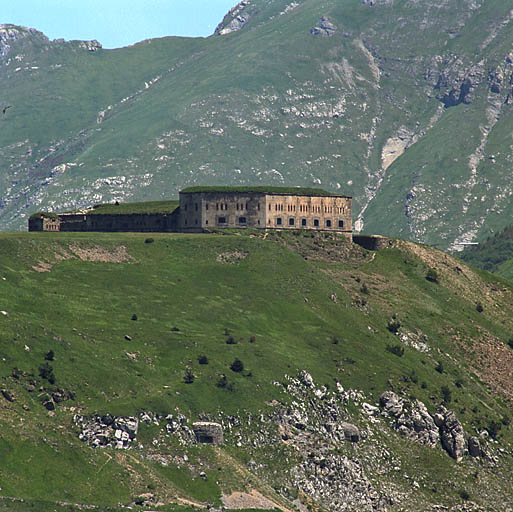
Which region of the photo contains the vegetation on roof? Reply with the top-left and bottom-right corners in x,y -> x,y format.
29,211 -> 58,221
180,186 -> 338,196
87,200 -> 179,215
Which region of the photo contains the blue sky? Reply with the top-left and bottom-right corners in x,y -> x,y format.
2,0 -> 238,49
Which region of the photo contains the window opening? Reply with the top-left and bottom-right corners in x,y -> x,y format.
314,218 -> 319,227
276,217 -> 282,226
326,219 -> 332,228
302,218 -> 307,227
338,220 -> 344,228
289,217 -> 295,226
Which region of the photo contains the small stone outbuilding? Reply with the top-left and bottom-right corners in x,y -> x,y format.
192,422 -> 224,445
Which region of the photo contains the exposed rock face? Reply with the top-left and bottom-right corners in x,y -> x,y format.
192,421 -> 224,445
468,436 -> 482,458
0,24 -> 47,58
74,414 -> 139,449
78,40 -> 102,52
438,407 -> 466,462
380,392 -> 439,447
214,1 -> 253,36
310,17 -> 337,37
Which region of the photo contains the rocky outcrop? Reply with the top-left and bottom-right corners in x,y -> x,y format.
74,414 -> 139,449
78,40 -> 102,52
380,392 -> 439,447
379,392 -> 475,461
437,407 -> 466,462
310,17 -> 337,37
214,1 -> 253,36
0,24 -> 48,59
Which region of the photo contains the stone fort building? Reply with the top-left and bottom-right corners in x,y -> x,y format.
179,187 -> 352,238
29,186 -> 352,239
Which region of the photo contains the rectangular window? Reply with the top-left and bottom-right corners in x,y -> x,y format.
217,216 -> 227,225
216,203 -> 219,210
338,220 -> 344,228
326,219 -> 332,228
314,218 -> 319,227
289,217 -> 295,226
301,218 -> 307,227
195,203 -> 198,211
276,217 -> 282,226
238,216 -> 247,224
206,204 -> 209,210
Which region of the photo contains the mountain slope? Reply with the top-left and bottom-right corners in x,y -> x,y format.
1,0 -> 513,249
1,231 -> 513,510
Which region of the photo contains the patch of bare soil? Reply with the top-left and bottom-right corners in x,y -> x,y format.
32,244 -> 134,272
221,490 -> 286,510
216,251 -> 248,264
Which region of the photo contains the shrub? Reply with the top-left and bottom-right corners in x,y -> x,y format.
425,268 -> 439,283
226,336 -> 237,345
332,336 -> 339,345
458,489 -> 470,501
197,355 -> 209,365
487,419 -> 502,439
131,314 -> 138,321
387,319 -> 401,334
249,335 -> 256,343
144,238 -> 154,244
507,338 -> 513,349
441,385 -> 452,404
455,379 -> 465,388
230,358 -> 244,372
435,361 -> 444,374
183,369 -> 195,384
44,350 -> 54,361
476,302 -> 484,313
386,344 -> 404,357
216,375 -> 227,388
501,415 -> 510,427
360,283 -> 369,294
38,363 -> 55,384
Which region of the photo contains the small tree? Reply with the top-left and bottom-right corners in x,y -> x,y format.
386,344 -> 404,357
435,361 -> 444,374
230,358 -> 244,372
476,302 -> 484,313
38,363 -> 55,384
387,319 -> 401,334
441,385 -> 452,404
44,350 -> 55,361
183,369 -> 195,384
197,355 -> 209,365
216,375 -> 227,388
360,283 -> 369,294
425,268 -> 439,283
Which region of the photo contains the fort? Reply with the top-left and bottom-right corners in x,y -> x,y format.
29,186 -> 353,239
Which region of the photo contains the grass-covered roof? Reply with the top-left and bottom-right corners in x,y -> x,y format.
180,186 -> 344,197
85,200 -> 179,215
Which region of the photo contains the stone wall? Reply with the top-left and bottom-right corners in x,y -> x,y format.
179,191 -> 352,237
58,210 -> 180,232
353,235 -> 394,251
264,194 -> 352,237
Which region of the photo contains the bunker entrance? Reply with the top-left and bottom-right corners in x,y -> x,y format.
198,434 -> 214,444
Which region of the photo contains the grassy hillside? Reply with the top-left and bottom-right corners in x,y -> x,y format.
1,231 -> 513,510
459,225 -> 513,279
2,0 -> 513,250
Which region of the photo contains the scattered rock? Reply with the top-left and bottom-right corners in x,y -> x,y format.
1,389 -> 15,402
310,16 -> 337,37
124,335 -> 132,341
75,414 -> 139,449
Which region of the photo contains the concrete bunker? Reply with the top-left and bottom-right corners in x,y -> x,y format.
192,421 -> 224,445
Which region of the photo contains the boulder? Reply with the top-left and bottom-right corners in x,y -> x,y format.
439,410 -> 466,461
468,436 -> 481,458
310,17 -> 337,37
340,422 -> 360,442
379,391 -> 403,417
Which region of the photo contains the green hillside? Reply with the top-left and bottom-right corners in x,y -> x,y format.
459,225 -> 513,279
2,0 -> 513,249
1,231 -> 513,510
